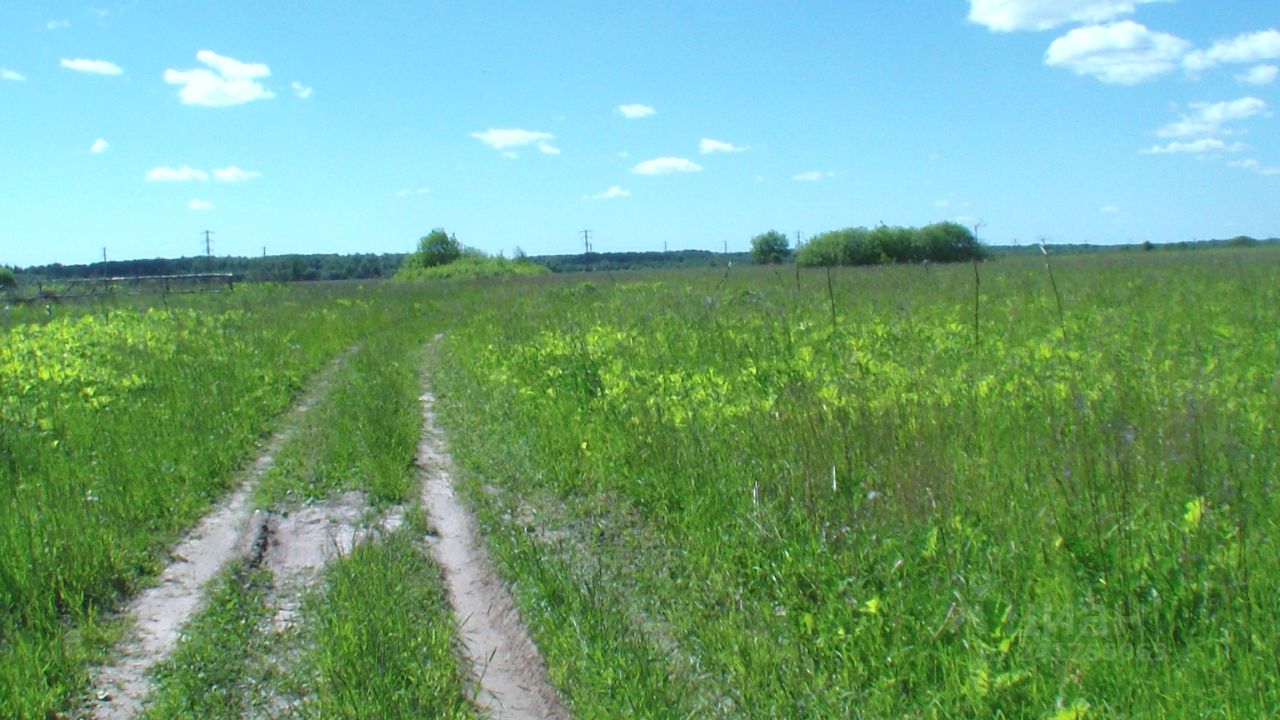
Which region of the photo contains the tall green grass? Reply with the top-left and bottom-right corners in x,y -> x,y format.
433,250 -> 1280,717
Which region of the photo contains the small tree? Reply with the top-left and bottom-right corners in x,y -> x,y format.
750,230 -> 790,264
414,229 -> 462,267
0,267 -> 18,294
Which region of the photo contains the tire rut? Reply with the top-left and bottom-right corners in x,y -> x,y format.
85,348 -> 355,720
418,372 -> 569,719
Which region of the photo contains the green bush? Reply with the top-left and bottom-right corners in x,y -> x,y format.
750,230 -> 790,264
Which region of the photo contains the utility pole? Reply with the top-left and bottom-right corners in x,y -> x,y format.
723,240 -> 728,255
582,229 -> 592,254
102,247 -> 107,263
663,240 -> 667,253
202,230 -> 214,257
795,231 -> 804,248
262,246 -> 267,258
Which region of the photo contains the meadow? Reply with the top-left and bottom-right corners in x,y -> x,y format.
1,248 -> 1276,717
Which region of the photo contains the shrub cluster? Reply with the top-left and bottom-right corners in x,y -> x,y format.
796,222 -> 986,267
395,228 -> 549,281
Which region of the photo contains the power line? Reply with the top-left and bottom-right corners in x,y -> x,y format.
202,230 -> 214,257
582,229 -> 592,254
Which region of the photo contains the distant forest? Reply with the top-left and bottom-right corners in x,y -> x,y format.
7,236 -> 1276,283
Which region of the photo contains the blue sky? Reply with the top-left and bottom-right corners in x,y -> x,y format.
2,1 -> 1278,267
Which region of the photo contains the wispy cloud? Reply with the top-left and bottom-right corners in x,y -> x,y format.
1,68 -> 25,82
291,80 -> 313,99
632,157 -> 702,175
61,58 -> 123,75
1142,138 -> 1244,154
1184,29 -> 1280,73
1100,204 -> 1120,214
1156,97 -> 1267,138
164,50 -> 275,107
792,170 -> 834,181
699,138 -> 747,154
470,128 -> 560,156
1237,64 -> 1278,85
212,166 -> 261,182
617,103 -> 655,119
90,139 -> 109,154
188,199 -> 214,211
1045,21 -> 1190,85
967,0 -> 1164,33
586,186 -> 631,200
1228,158 -> 1280,176
46,20 -> 70,30
395,187 -> 430,198
146,165 -> 209,182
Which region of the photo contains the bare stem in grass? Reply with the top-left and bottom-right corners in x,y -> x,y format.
1040,238 -> 1068,343
825,265 -> 838,335
972,255 -> 981,350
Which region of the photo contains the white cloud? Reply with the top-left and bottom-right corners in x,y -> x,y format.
1,69 -> 25,82
1100,204 -> 1120,214
1156,97 -> 1268,138
631,157 -> 703,175
699,138 -> 747,154
188,199 -> 213,211
1045,21 -> 1190,84
146,165 -> 209,182
586,186 -> 630,200
617,103 -> 655,119
967,0 -> 1165,32
61,58 -> 123,75
1228,158 -> 1280,176
1185,30 -> 1280,73
90,138 -> 109,154
470,128 -> 559,156
1237,64 -> 1278,86
212,165 -> 261,182
47,20 -> 69,29
1142,138 -> 1244,154
792,170 -> 834,181
164,50 -> 275,107
291,80 -> 313,99
395,187 -> 430,198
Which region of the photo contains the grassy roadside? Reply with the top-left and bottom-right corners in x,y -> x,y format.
431,250 -> 1280,717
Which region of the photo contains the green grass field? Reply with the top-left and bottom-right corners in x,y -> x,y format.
2,250 -> 1276,717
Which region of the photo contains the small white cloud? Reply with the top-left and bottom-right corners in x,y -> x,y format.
61,58 -> 123,75
617,103 -> 655,119
1156,97 -> 1268,138
632,157 -> 703,175
90,138 -> 109,154
617,151 -> 629,158
147,165 -> 209,182
1045,21 -> 1190,85
47,20 -> 70,29
1,68 -> 25,82
395,187 -> 430,198
1100,204 -> 1120,214
1185,29 -> 1280,73
967,0 -> 1164,32
586,186 -> 630,200
188,199 -> 214,211
291,80 -> 313,99
164,50 -> 275,107
1237,64 -> 1278,86
792,170 -> 834,181
471,128 -> 559,156
1228,158 -> 1280,175
699,138 -> 747,154
1142,138 -> 1245,154
212,165 -> 261,182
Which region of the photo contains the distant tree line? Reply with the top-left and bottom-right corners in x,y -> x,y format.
12,253 -> 407,283
533,249 -> 752,273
